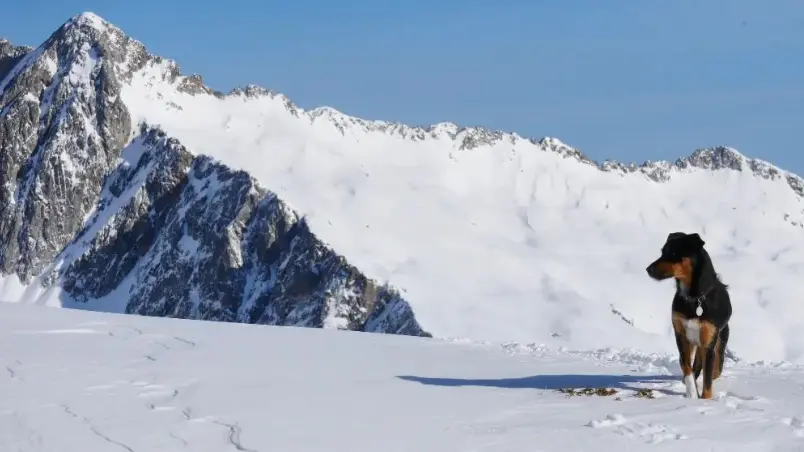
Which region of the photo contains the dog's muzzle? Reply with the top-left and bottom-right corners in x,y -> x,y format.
645,261 -> 662,280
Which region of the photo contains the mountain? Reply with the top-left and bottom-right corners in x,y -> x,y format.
0,13 -> 427,337
3,12 -> 804,363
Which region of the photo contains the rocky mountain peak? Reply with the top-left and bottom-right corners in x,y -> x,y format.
0,12 -> 430,339
57,11 -> 117,39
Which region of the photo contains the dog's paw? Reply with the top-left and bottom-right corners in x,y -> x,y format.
683,375 -> 699,399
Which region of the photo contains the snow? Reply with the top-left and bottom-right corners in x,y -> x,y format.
3,301 -> 804,451
48,137 -> 151,273
112,59 -> 804,365
66,43 -> 99,91
323,286 -> 355,330
177,232 -> 201,257
69,12 -> 109,32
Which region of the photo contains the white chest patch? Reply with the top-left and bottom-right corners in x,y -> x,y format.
683,318 -> 701,346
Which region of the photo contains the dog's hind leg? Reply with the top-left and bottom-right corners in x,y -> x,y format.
699,321 -> 720,399
713,324 -> 729,380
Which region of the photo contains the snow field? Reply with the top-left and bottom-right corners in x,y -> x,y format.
3,302 -> 804,451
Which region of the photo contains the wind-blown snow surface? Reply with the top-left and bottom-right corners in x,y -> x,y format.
3,302 -> 804,452
122,53 -> 804,364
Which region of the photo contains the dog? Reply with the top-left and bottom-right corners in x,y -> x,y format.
645,232 -> 732,400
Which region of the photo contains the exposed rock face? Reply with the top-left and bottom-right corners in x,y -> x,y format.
0,40 -> 32,83
0,13 -> 141,281
0,13 -> 429,337
55,126 -> 427,335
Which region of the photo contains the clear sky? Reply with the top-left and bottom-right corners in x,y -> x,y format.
3,0 -> 804,174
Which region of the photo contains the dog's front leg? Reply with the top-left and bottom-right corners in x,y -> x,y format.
692,344 -> 703,380
674,331 -> 698,398
699,321 -> 720,399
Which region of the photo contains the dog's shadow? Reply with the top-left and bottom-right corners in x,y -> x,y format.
396,373 -> 681,396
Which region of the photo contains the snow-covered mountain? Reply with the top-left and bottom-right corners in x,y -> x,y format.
0,13 -> 426,337
3,12 -> 804,364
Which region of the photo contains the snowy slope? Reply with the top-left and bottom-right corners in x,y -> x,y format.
113,17 -> 804,363
3,12 -> 804,365
2,301 -> 804,452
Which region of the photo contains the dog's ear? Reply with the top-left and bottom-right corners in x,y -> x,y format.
682,233 -> 705,251
666,232 -> 686,242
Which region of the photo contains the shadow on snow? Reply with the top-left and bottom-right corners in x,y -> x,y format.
396,373 -> 679,395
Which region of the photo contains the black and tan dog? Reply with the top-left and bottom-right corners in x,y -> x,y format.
646,232 -> 732,399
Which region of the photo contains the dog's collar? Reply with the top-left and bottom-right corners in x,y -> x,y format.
679,286 -> 714,303
679,284 -> 715,315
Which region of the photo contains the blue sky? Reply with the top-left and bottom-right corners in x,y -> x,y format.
3,0 -> 804,173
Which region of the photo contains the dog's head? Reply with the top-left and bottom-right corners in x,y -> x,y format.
645,232 -> 706,282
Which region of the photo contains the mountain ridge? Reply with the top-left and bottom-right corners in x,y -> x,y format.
4,12 -> 802,201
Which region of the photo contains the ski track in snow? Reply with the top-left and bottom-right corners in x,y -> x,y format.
2,302 -> 804,452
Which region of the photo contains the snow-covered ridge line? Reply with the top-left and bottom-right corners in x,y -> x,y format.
5,11 -> 803,199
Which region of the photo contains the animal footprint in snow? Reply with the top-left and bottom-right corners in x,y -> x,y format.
587,414 -> 627,428
625,423 -> 688,444
720,391 -> 762,402
588,414 -> 687,444
720,392 -> 765,412
780,416 -> 804,437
